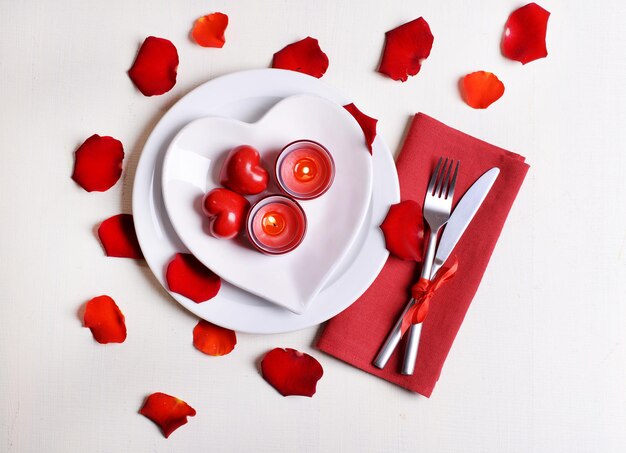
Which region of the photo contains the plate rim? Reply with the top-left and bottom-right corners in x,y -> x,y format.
132,68 -> 400,333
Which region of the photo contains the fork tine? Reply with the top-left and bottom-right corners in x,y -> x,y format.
427,157 -> 443,195
439,158 -> 453,197
435,157 -> 449,197
447,161 -> 460,199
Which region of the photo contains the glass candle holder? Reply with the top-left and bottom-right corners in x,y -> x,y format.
275,140 -> 335,200
246,195 -> 307,255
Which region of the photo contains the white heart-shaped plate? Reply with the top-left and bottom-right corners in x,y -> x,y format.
161,94 -> 373,314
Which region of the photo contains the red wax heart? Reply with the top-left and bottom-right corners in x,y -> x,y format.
219,145 -> 269,195
202,188 -> 250,239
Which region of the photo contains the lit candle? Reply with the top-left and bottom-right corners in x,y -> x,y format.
275,140 -> 335,200
247,195 -> 307,255
261,211 -> 286,236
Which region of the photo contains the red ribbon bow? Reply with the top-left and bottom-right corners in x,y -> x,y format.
400,257 -> 459,336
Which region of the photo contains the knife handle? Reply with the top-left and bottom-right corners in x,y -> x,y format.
373,298 -> 415,369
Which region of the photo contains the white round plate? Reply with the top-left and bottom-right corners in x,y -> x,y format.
161,94 -> 373,314
132,69 -> 399,334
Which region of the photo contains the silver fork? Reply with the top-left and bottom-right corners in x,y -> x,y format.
402,157 -> 459,374
373,157 -> 459,373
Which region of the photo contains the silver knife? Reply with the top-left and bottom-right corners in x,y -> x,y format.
431,167 -> 499,278
374,167 -> 500,371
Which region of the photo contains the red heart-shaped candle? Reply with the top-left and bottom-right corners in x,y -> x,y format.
202,188 -> 250,239
219,145 -> 269,195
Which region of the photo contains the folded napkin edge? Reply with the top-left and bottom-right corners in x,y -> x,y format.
413,112 -> 530,167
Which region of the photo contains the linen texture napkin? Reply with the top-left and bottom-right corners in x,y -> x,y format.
316,113 -> 529,397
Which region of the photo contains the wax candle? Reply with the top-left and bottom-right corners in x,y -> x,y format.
275,140 -> 335,200
247,195 -> 307,255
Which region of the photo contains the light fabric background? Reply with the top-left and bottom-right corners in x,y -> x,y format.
1,1 -> 624,452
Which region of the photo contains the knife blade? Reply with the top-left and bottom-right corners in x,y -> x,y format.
430,167 -> 500,278
400,167 -> 500,375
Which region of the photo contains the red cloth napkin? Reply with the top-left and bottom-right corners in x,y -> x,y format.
316,113 -> 529,397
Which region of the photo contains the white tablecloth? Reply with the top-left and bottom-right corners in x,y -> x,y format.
1,0 -> 625,451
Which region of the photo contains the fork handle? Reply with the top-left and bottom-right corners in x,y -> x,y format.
401,227 -> 441,375
373,297 -> 415,369
401,323 -> 422,374
420,226 -> 440,282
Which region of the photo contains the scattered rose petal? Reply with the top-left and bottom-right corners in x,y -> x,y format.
272,37 -> 329,78
166,253 -> 221,303
191,12 -> 228,48
380,200 -> 425,261
460,71 -> 505,109
139,392 -> 196,438
83,295 -> 127,344
71,134 -> 124,192
97,214 -> 143,259
378,17 -> 434,82
193,320 -> 236,356
502,3 -> 550,64
128,36 -> 179,96
344,103 -> 377,154
261,348 -> 324,397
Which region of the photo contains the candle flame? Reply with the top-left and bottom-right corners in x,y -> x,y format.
261,211 -> 286,236
294,157 -> 318,183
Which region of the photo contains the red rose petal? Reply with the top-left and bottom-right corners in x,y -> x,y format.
272,37 -> 329,78
460,71 -> 505,109
344,103 -> 377,154
191,12 -> 228,48
380,200 -> 425,261
502,3 -> 550,65
128,36 -> 179,96
378,17 -> 434,82
97,214 -> 143,259
166,253 -> 221,303
261,348 -> 324,397
71,134 -> 124,192
192,320 -> 236,356
139,392 -> 196,438
83,295 -> 127,344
